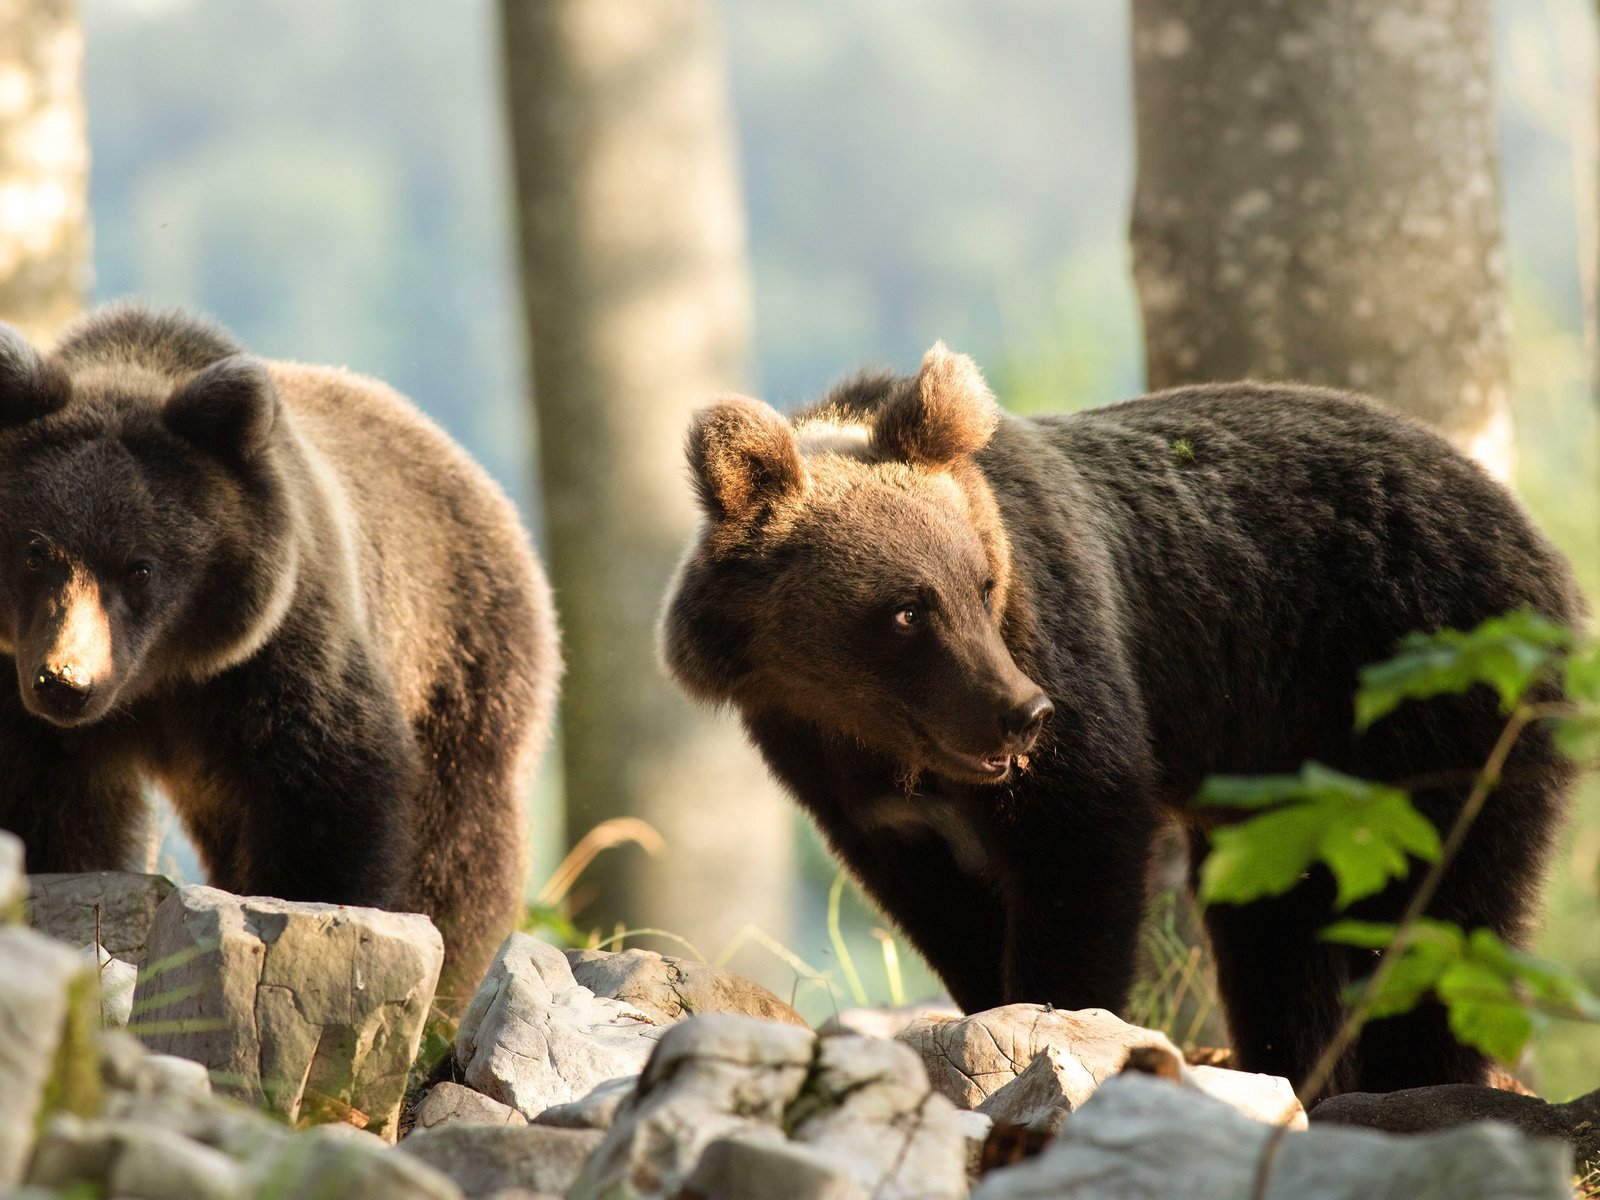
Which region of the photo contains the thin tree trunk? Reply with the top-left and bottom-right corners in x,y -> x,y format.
0,0 -> 89,342
499,0 -> 793,957
1130,0 -> 1513,478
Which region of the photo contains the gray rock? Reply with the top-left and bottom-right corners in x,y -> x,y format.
400,1123 -> 605,1198
570,1014 -> 817,1200
0,925 -> 98,1186
899,1004 -> 1182,1109
414,1082 -> 528,1130
251,1123 -> 464,1200
456,934 -> 662,1119
969,1073 -> 1573,1200
26,870 -> 174,965
788,1034 -> 967,1200
818,1002 -> 961,1040
27,1114 -> 248,1200
0,831 -> 23,917
1311,1083 -> 1600,1170
1187,1063 -> 1304,1128
98,1030 -> 213,1097
80,942 -> 137,1029
571,1014 -> 967,1200
977,1046 -> 1078,1135
532,1074 -> 637,1130
133,884 -> 444,1142
567,946 -> 807,1027
684,1133 -> 869,1200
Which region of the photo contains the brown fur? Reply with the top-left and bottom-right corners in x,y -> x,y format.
663,343 -> 1580,1097
0,304 -> 560,1007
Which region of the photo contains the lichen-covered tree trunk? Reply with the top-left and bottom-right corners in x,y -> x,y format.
1130,0 -> 1513,478
498,0 -> 793,954
0,0 -> 89,342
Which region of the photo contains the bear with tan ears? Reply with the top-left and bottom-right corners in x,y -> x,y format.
0,304 -> 561,1008
662,343 -> 1580,1098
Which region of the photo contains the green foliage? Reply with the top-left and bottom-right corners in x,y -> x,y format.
1323,919 -> 1600,1064
1354,610 -> 1570,730
518,903 -> 582,949
1196,764 -> 1439,909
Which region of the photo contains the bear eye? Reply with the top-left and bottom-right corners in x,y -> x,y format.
892,604 -> 921,631
23,539 -> 46,573
126,562 -> 153,588
982,579 -> 996,612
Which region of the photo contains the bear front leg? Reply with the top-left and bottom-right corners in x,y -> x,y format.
172,637 -> 419,911
744,711 -> 1008,1011
984,777 -> 1159,1012
0,675 -> 144,871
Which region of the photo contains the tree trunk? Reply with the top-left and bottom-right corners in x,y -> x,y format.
0,0 -> 89,342
498,0 -> 793,958
1130,0 -> 1513,478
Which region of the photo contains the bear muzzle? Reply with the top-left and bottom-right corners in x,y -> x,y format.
30,663 -> 95,723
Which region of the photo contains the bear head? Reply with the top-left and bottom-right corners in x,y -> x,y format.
662,342 -> 1052,786
0,312 -> 297,727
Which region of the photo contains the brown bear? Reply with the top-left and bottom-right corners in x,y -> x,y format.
661,343 -> 1580,1096
0,303 -> 560,1006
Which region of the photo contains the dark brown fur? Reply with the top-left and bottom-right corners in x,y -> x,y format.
0,304 -> 560,1007
661,344 -> 1580,1097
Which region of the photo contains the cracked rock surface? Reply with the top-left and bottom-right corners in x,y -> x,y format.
132,884 -> 444,1142
455,933 -> 663,1120
414,1081 -> 528,1130
977,1040 -> 1305,1134
899,1005 -> 1184,1110
567,946 -> 807,1027
898,1003 -> 1300,1129
571,1012 -> 966,1200
26,870 -> 175,966
969,1073 -> 1572,1200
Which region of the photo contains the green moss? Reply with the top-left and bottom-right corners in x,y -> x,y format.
38,971 -> 104,1133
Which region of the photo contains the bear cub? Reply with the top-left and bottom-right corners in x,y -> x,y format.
0,304 -> 560,1004
662,343 -> 1580,1096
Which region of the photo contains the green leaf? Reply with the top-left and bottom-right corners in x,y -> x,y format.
1438,958 -> 1532,1062
1355,611 -> 1570,730
1198,808 -> 1324,905
1331,921 -> 1594,1062
1321,919 -> 1399,950
1197,764 -> 1437,910
1552,711 -> 1600,763
1562,641 -> 1600,704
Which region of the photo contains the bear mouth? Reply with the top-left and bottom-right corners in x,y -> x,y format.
931,744 -> 1014,784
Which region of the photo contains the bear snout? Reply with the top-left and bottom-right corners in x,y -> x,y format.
1001,691 -> 1053,751
29,664 -> 94,723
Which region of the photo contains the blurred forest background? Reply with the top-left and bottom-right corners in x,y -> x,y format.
3,0 -> 1596,1098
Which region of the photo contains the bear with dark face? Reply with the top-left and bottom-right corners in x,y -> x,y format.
0,304 -> 559,1006
662,343 -> 1580,1096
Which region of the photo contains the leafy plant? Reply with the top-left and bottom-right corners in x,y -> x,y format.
1198,611 -> 1600,1090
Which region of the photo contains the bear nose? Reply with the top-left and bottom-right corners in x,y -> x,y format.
33,668 -> 91,719
1001,692 -> 1053,748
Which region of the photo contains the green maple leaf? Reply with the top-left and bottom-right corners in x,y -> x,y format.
1355,611 -> 1569,730
1197,764 -> 1439,909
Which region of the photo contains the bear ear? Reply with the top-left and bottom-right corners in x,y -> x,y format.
164,355 -> 279,461
686,395 -> 808,526
0,323 -> 71,429
872,341 -> 999,466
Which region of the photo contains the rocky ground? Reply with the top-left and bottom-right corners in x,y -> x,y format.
0,831 -> 1591,1199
